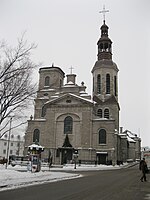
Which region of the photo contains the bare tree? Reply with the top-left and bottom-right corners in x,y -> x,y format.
0,35 -> 38,138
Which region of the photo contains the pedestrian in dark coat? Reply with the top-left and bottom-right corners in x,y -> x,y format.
139,158 -> 147,182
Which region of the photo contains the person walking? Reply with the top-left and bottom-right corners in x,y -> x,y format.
139,158 -> 147,182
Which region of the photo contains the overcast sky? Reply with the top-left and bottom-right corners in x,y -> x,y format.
0,0 -> 150,147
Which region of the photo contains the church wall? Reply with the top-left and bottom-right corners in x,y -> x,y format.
36,104 -> 93,164
92,120 -> 116,148
24,120 -> 47,155
95,103 -> 119,130
91,120 -> 117,164
54,111 -> 81,148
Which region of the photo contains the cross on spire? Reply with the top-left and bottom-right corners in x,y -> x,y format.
99,5 -> 109,21
69,66 -> 74,74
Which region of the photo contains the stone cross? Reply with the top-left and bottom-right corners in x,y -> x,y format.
69,66 -> 74,74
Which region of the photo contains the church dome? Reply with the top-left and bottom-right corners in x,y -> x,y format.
92,60 -> 119,73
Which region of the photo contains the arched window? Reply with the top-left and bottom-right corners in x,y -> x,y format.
106,74 -> 110,94
45,76 -> 50,86
64,116 -> 73,134
60,79 -> 62,87
41,106 -> 46,117
97,109 -> 102,118
93,77 -> 94,92
104,108 -> 109,119
99,129 -> 106,144
97,74 -> 101,94
114,76 -> 117,96
33,129 -> 40,143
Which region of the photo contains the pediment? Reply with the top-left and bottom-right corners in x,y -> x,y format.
44,93 -> 94,107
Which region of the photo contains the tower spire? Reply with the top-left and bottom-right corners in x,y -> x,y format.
97,6 -> 112,61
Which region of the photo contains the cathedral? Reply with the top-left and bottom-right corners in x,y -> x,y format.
24,19 -> 141,165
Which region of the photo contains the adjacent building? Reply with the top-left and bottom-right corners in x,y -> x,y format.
0,134 -> 24,159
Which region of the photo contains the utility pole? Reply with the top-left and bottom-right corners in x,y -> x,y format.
5,117 -> 12,169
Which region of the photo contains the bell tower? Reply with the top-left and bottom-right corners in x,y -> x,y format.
91,7 -> 120,130
97,20 -> 112,60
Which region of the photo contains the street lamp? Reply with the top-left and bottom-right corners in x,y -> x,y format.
73,150 -> 79,169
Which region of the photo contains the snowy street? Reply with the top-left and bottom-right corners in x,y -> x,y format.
0,164 -> 150,200
0,163 -> 122,191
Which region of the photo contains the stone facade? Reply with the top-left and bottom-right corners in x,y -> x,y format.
24,20 -> 141,165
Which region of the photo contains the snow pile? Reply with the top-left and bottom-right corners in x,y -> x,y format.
0,165 -> 80,191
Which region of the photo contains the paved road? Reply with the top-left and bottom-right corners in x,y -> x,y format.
0,165 -> 150,200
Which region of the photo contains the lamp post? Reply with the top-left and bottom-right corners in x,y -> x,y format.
5,117 -> 12,169
73,150 -> 78,169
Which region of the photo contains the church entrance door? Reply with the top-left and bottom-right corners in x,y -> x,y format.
61,148 -> 73,165
97,153 -> 107,164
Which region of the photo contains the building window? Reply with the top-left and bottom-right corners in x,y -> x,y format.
106,74 -> 110,94
104,108 -> 109,119
11,143 -> 13,146
45,76 -> 50,86
60,79 -> 62,87
3,150 -> 6,154
97,109 -> 102,118
93,77 -> 94,92
33,129 -> 40,143
17,142 -> 20,147
97,74 -> 101,94
114,76 -> 117,96
10,150 -> 13,155
4,142 -> 7,146
66,99 -> 71,103
17,135 -> 21,140
4,134 -> 7,138
11,134 -> 14,139
41,106 -> 46,117
99,129 -> 106,144
64,116 -> 73,134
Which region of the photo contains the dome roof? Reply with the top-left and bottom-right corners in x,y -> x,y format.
91,60 -> 119,73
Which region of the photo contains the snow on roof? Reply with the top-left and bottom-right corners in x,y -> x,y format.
80,91 -> 89,97
66,81 -> 74,85
63,82 -> 76,87
69,93 -> 95,104
79,90 -> 86,94
40,88 -> 55,91
127,136 -> 136,143
93,118 -> 112,121
119,133 -> 127,139
28,143 -> 44,150
50,95 -> 59,98
96,152 -> 108,154
45,93 -> 95,105
80,94 -> 89,97
33,119 -> 46,121
38,96 -> 49,100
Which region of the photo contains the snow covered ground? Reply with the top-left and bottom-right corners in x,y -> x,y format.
0,163 -> 127,192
